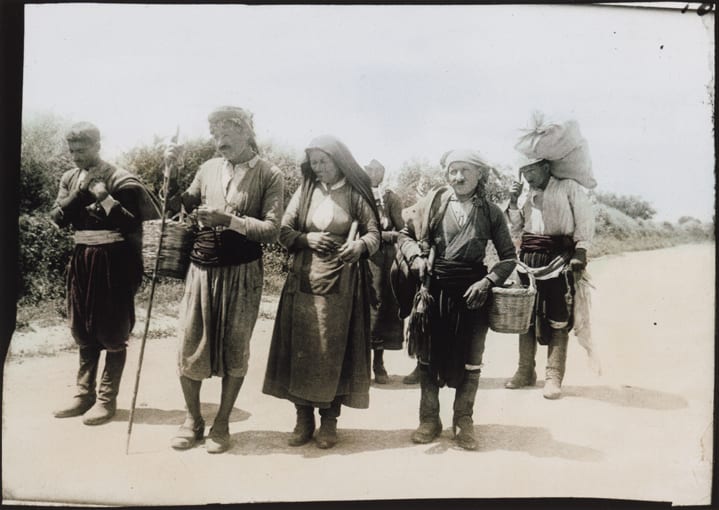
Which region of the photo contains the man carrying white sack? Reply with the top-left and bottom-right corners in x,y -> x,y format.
504,113 -> 598,400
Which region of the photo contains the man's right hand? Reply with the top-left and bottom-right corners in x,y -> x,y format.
509,180 -> 523,207
163,143 -> 183,169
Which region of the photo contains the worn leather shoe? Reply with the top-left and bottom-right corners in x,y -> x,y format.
288,418 -> 315,447
82,400 -> 116,426
411,420 -> 442,444
316,419 -> 338,449
453,416 -> 477,450
504,369 -> 537,389
206,423 -> 231,454
171,417 -> 205,450
53,395 -> 96,418
543,378 -> 562,400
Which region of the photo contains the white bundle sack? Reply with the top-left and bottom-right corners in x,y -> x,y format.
515,112 -> 597,189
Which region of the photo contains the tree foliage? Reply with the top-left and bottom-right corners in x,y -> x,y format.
20,113 -> 75,214
119,136 -> 217,200
593,191 -> 656,220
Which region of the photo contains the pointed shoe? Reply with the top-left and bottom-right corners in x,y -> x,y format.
53,395 -> 96,418
82,400 -> 116,426
171,417 -> 205,450
543,379 -> 562,400
504,370 -> 537,389
206,423 -> 231,454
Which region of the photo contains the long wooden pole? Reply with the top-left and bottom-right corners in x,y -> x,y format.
125,128 -> 179,454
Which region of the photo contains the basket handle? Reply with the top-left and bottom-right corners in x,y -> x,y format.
169,204 -> 187,223
515,260 -> 537,292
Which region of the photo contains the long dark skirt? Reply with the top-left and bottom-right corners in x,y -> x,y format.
67,241 -> 142,351
262,250 -> 372,409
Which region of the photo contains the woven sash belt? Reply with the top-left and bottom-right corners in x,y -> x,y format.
74,230 -> 125,246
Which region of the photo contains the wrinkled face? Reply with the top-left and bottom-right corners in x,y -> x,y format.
308,149 -> 341,185
447,161 -> 483,197
521,161 -> 552,189
366,166 -> 384,187
210,119 -> 252,162
68,140 -> 101,169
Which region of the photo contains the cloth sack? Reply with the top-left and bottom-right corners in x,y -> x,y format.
515,115 -> 597,189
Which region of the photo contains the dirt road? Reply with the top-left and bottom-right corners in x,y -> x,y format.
2,243 -> 714,506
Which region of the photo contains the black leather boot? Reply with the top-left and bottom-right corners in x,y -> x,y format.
453,371 -> 480,450
505,333 -> 537,389
288,404 -> 315,447
83,349 -> 126,425
317,398 -> 341,449
54,346 -> 100,418
411,366 -> 442,444
544,328 -> 569,400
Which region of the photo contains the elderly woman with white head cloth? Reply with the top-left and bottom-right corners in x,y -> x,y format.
263,135 -> 381,449
396,149 -> 517,450
163,106 -> 284,454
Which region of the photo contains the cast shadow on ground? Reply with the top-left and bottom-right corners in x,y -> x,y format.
222,424 -> 601,462
561,385 -> 688,410
471,423 -> 604,462
113,404 -> 251,425
371,375 -> 419,390
371,376 -> 508,391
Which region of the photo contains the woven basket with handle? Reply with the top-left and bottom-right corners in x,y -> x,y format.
142,209 -> 195,279
489,261 -> 537,334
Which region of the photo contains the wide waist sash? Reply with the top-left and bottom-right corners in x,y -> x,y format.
520,233 -> 574,255
74,230 -> 125,246
190,227 -> 262,267
432,258 -> 488,293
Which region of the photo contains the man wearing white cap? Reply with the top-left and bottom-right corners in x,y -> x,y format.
504,148 -> 595,399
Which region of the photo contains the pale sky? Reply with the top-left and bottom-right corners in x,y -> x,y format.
23,3 -> 714,221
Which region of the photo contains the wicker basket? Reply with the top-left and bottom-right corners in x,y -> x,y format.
489,261 -> 537,334
142,215 -> 195,279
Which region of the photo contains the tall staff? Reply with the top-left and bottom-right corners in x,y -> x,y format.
125,128 -> 179,454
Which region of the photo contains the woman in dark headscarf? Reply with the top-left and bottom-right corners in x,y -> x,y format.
397,149 -> 517,450
263,135 -> 381,449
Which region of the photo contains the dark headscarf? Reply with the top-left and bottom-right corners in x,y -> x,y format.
297,135 -> 381,231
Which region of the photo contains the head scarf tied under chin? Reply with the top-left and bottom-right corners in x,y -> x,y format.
440,149 -> 492,172
298,135 -> 380,231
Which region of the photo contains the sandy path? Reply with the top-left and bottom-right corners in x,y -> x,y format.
2,243 -> 714,506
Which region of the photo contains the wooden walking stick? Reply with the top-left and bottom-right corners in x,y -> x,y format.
126,127 -> 179,454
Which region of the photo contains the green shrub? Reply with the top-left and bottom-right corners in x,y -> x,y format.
593,190 -> 656,220
20,113 -> 75,214
18,213 -> 74,304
